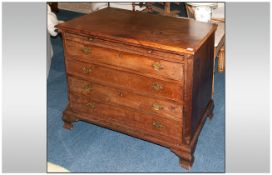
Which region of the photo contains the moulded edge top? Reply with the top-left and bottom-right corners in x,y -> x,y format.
57,7 -> 217,55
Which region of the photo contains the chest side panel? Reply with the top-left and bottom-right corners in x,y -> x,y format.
191,32 -> 215,136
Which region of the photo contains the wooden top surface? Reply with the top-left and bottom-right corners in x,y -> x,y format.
57,7 -> 217,54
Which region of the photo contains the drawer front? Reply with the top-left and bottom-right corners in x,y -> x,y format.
69,95 -> 183,141
68,76 -> 183,119
65,40 -> 184,81
66,59 -> 183,102
64,32 -> 187,63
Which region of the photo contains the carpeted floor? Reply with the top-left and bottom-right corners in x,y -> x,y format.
47,9 -> 225,173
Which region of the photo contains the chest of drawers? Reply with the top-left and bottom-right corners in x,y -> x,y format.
57,7 -> 216,169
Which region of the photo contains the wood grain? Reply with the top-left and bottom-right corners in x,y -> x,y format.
65,59 -> 184,102
68,76 -> 183,119
57,7 -> 217,54
69,94 -> 183,142
58,7 -> 215,169
65,39 -> 185,81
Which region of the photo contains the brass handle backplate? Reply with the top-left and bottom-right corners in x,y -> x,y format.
152,121 -> 163,129
82,67 -> 92,74
83,84 -> 92,93
152,83 -> 163,91
152,103 -> 163,111
118,53 -> 123,59
86,102 -> 96,109
152,62 -> 163,71
81,47 -> 91,54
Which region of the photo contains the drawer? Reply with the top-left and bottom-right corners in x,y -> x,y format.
68,76 -> 183,119
65,40 -> 184,81
66,59 -> 183,102
69,94 -> 183,141
64,32 -> 188,63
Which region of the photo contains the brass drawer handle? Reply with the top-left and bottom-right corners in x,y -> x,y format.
152,103 -> 163,111
83,84 -> 92,92
81,47 -> 91,54
152,62 -> 163,71
152,82 -> 163,91
86,102 -> 96,109
82,67 -> 92,74
152,120 -> 164,129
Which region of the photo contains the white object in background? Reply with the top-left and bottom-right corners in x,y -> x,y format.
47,5 -> 63,78
47,5 -> 63,36
194,6 -> 212,22
187,3 -> 217,22
212,3 -> 225,19
90,3 -> 108,12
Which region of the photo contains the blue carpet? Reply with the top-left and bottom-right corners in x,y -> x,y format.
47,9 -> 225,172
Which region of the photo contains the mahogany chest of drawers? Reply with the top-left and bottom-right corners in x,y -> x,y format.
57,7 -> 216,169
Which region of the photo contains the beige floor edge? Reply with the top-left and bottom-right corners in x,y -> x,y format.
47,162 -> 70,172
